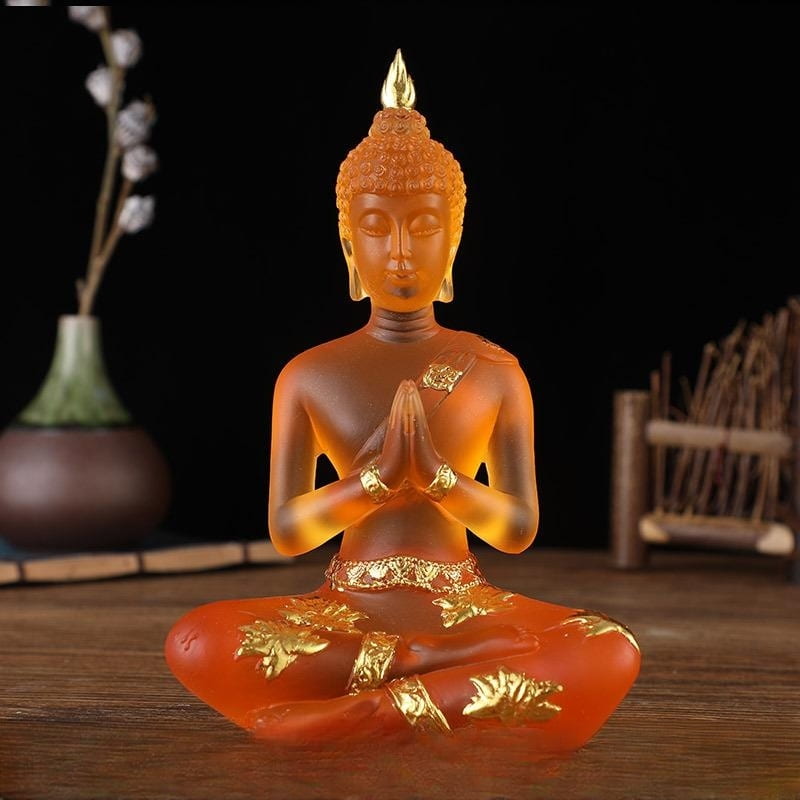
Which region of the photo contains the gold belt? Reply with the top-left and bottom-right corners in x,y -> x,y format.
325,552 -> 486,594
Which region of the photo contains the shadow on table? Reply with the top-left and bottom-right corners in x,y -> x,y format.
147,724 -> 577,800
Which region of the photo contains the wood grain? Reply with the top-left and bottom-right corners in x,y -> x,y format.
646,419 -> 793,458
1,544 -> 798,800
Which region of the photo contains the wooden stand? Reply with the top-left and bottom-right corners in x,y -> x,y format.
610,399 -> 800,581
610,390 -> 650,569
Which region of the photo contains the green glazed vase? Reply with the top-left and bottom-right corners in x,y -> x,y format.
0,314 -> 172,551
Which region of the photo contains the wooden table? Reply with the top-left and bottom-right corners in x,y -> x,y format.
2,544 -> 798,800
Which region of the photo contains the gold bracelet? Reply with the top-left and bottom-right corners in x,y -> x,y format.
423,463 -> 457,501
385,675 -> 451,733
346,631 -> 400,694
359,463 -> 393,504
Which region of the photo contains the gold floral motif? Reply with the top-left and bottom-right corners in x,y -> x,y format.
560,611 -> 640,653
346,563 -> 367,584
368,563 -> 389,580
421,363 -> 464,393
385,676 -> 451,734
432,585 -> 516,628
415,561 -> 439,584
235,619 -> 329,679
279,596 -> 369,633
326,552 -> 486,594
346,631 -> 400,694
462,666 -> 563,724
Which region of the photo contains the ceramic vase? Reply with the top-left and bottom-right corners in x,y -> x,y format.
0,314 -> 172,551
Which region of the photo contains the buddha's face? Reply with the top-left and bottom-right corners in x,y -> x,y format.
347,192 -> 453,312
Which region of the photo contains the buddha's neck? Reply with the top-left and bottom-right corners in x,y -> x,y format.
365,306 -> 441,343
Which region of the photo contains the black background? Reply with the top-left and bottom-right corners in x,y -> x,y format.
1,3 -> 798,550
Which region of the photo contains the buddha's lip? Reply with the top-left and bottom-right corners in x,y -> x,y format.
386,270 -> 417,281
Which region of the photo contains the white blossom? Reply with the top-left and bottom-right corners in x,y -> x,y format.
115,100 -> 156,149
85,66 -> 113,107
111,29 -> 142,68
122,145 -> 158,182
118,195 -> 155,233
68,6 -> 106,30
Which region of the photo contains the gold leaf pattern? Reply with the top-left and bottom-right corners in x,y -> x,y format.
279,596 -> 369,633
560,611 -> 640,652
463,665 -> 563,724
326,552 -> 485,594
432,585 -> 515,628
235,619 -> 329,679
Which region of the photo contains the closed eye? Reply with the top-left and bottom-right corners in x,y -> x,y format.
411,226 -> 442,237
358,212 -> 390,237
409,212 -> 443,238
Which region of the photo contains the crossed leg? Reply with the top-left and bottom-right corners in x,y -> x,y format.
166,589 -> 640,751
244,602 -> 640,751
165,591 -> 539,728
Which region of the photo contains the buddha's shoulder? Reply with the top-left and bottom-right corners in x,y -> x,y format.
451,330 -> 519,366
275,332 -> 363,382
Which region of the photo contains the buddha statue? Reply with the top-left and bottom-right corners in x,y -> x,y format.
164,50 -> 640,750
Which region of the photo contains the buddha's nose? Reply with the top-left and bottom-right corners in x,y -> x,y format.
390,227 -> 412,267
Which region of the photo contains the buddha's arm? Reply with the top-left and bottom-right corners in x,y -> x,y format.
410,368 -> 539,554
267,368 -> 407,557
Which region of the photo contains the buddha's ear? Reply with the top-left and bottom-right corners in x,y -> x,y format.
447,227 -> 462,267
341,237 -> 366,301
341,237 -> 353,263
435,241 -> 460,303
447,239 -> 459,271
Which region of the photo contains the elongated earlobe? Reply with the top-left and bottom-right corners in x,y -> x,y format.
349,268 -> 366,301
435,273 -> 454,303
435,243 -> 458,303
341,238 -> 366,301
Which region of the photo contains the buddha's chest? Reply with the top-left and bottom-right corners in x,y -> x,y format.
305,351 -> 498,472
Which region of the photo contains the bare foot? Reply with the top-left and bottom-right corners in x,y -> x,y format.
246,692 -> 390,743
395,624 -> 539,675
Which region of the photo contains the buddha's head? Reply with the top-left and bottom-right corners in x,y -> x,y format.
336,50 -> 466,312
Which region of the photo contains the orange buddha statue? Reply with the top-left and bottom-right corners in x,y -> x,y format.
164,50 -> 640,750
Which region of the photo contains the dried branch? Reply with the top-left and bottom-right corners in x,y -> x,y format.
69,6 -> 157,317
660,300 -> 797,524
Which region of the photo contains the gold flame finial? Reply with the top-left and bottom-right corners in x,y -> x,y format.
380,49 -> 416,110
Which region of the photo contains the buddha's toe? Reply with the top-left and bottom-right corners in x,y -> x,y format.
164,600 -> 287,728
164,609 -> 209,685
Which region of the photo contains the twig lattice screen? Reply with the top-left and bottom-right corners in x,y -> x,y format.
649,298 -> 800,525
